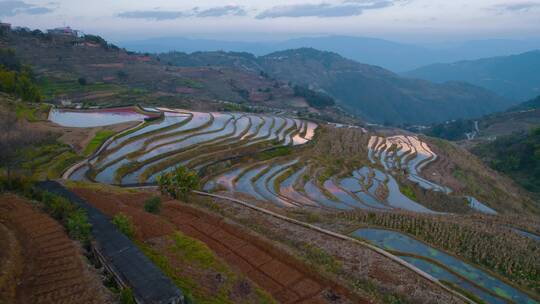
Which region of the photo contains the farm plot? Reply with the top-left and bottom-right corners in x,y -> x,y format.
0,194 -> 111,304
205,158 -> 437,213
66,108 -> 315,185
368,135 -> 450,193
368,135 -> 497,214
352,228 -> 538,304
71,187 -> 360,304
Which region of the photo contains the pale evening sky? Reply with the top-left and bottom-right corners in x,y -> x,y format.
1,0 -> 539,42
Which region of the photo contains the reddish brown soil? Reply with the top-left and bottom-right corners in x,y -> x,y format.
0,194 -> 112,304
72,188 -> 366,304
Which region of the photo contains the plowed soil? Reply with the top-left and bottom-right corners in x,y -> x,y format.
0,194 -> 113,304
72,187 -> 364,304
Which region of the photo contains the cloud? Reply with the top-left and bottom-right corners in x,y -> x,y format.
118,5 -> 247,20
256,1 -> 397,19
195,5 -> 246,17
494,2 -> 540,12
256,0 -> 399,19
118,10 -> 187,20
0,0 -> 54,16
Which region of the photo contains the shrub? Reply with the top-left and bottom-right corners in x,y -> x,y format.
400,184 -> 417,201
46,196 -> 76,222
112,213 -> 135,239
119,288 -> 136,304
157,166 -> 200,200
144,196 -> 161,214
66,209 -> 92,243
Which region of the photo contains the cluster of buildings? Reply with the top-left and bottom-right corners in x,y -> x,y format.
0,21 -> 83,38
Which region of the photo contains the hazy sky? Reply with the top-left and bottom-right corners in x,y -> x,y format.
1,0 -> 540,42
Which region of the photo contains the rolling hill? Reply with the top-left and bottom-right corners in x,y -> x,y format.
119,35 -> 540,72
160,49 -> 513,125
258,48 -> 514,125
405,50 -> 540,101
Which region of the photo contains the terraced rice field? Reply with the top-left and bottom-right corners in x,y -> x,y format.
368,135 -> 497,214
67,108 -> 316,185
352,228 -> 538,304
0,194 -> 110,304
205,158 -> 436,213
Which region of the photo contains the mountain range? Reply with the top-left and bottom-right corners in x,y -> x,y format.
406,50 -> 540,101
118,35 -> 540,72
159,48 -> 513,124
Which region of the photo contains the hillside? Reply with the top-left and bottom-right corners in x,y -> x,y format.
160,48 -> 513,125
0,28 -> 351,123
405,50 -> 540,101
473,127 -> 540,193
424,95 -> 540,193
425,95 -> 540,141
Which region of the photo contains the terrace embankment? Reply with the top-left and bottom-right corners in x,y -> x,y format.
70,185 -> 465,304
0,194 -> 113,304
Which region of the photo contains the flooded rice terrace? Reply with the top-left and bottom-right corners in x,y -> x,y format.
353,228 -> 537,304
48,107 -> 156,127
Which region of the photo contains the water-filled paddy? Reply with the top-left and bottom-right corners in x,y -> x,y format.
352,228 -> 536,304
49,108 -> 148,128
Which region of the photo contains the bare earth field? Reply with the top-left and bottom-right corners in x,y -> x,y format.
0,194 -> 113,304
71,186 -> 464,304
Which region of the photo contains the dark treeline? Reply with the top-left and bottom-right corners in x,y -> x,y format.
293,85 -> 335,108
473,126 -> 540,192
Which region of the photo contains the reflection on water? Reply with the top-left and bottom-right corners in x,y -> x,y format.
49,109 -> 147,128
353,228 -> 536,304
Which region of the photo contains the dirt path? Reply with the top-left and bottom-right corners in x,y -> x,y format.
0,194 -> 113,304
72,187 -> 365,303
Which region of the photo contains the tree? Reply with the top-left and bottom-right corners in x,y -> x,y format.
78,77 -> 87,86
157,166 -> 200,200
293,85 -> 335,108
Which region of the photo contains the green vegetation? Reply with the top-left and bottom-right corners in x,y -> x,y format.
0,49 -> 41,102
66,210 -> 92,243
171,232 -> 217,269
293,85 -> 335,108
119,288 -> 136,304
112,213 -> 136,239
18,142 -> 81,180
301,244 -> 342,275
473,127 -> 540,192
157,166 -> 200,199
46,151 -> 84,179
400,184 -> 417,201
425,119 -> 473,141
38,191 -> 92,244
84,130 -> 115,156
143,196 -> 161,214
256,146 -> 292,161
15,102 -> 50,122
38,77 -> 121,99
138,233 -> 275,304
